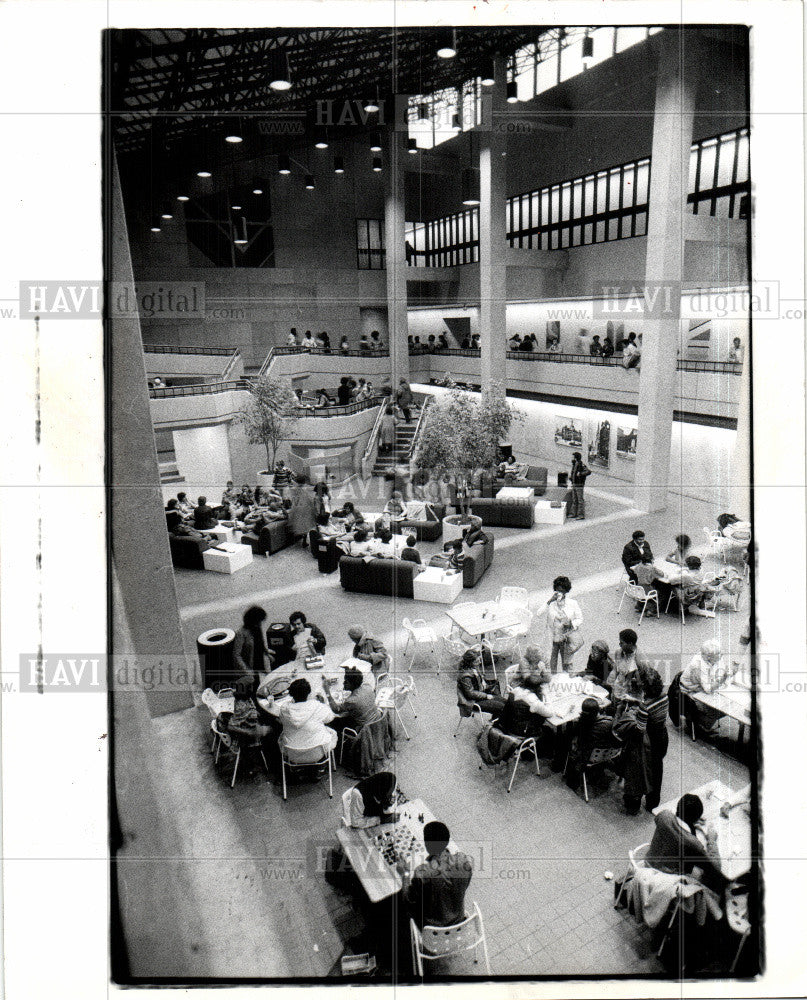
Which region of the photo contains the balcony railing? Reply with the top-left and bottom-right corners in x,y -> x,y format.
149,380 -> 390,417
411,346 -> 742,374
143,344 -> 235,356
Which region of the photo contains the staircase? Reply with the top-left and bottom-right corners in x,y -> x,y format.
371,405 -> 420,477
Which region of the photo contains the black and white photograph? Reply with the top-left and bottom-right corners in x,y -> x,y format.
4,3 -> 807,997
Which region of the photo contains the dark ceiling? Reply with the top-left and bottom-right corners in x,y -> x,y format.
107,26 -> 550,156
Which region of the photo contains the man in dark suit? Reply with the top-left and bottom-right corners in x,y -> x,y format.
406,822 -> 473,928
193,496 -> 218,531
621,529 -> 653,583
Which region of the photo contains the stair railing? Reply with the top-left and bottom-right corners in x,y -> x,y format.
407,395 -> 432,469
361,397 -> 389,481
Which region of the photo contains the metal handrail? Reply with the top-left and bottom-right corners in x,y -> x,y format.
361,396 -> 390,479
149,380 -> 389,418
274,346 -> 390,358
410,346 -> 742,373
407,395 -> 432,463
220,349 -> 241,380
143,344 -> 235,356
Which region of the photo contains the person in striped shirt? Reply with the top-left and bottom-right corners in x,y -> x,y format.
637,665 -> 670,811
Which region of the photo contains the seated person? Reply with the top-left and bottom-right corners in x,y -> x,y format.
668,556 -> 718,617
645,793 -> 727,893
497,454 -> 527,481
621,529 -> 654,583
228,674 -> 275,751
369,528 -> 396,559
679,639 -> 740,736
400,535 -> 422,564
221,480 -> 240,515
193,496 -> 218,531
563,696 -> 619,788
238,484 -> 255,508
288,611 -> 327,663
457,649 -> 506,715
175,492 -> 195,520
315,511 -> 343,540
498,668 -> 554,738
325,668 -> 377,734
277,678 -> 337,762
341,771 -> 398,829
384,490 -> 406,519
333,501 -> 361,528
433,538 -> 465,573
463,523 -> 488,548
665,533 -> 692,566
406,821 -> 473,929
243,497 -> 286,529
347,627 -> 390,674
344,527 -> 374,558
582,640 -> 614,685
508,334 -> 522,351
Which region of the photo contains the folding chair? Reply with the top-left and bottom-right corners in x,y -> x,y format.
618,581 -> 660,625
410,902 -> 490,976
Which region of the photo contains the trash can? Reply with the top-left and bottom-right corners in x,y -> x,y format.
197,627 -> 236,691
557,472 -> 569,488
314,536 -> 341,574
498,442 -> 513,461
267,622 -> 293,667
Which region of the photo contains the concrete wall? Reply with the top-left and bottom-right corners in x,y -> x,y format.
173,424 -> 232,486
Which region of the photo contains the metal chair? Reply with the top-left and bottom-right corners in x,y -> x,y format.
506,736 -> 540,792
497,586 -> 529,610
339,708 -> 386,765
618,581 -> 660,625
503,663 -> 522,694
375,674 -> 417,740
665,585 -> 687,624
280,739 -> 335,800
614,842 -> 651,909
402,617 -> 439,672
442,633 -> 470,671
615,569 -> 631,594
212,715 -> 269,788
410,901 -> 490,976
453,692 -> 487,737
201,688 -> 224,754
578,746 -> 624,802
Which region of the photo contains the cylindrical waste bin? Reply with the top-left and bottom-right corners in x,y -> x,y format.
267,622 -> 293,666
314,537 -> 341,574
498,442 -> 513,461
557,471 -> 569,488
197,627 -> 236,691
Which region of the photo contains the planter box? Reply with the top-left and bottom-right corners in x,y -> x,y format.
443,514 -> 482,544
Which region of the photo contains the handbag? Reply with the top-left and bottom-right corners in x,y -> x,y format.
564,628 -> 584,655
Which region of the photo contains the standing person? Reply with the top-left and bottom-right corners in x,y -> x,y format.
406,821 -> 473,928
286,327 -> 298,347
370,330 -> 383,350
301,330 -> 316,351
320,331 -> 331,353
379,405 -> 396,453
313,479 -> 330,516
637,665 -> 669,812
396,379 -> 413,422
545,576 -> 583,672
728,336 -> 744,364
272,460 -> 293,493
589,335 -> 603,357
622,332 -> 640,369
606,628 -> 649,706
288,476 -> 318,547
601,335 -> 614,358
569,451 -> 591,520
232,605 -> 274,683
340,334 -> 349,354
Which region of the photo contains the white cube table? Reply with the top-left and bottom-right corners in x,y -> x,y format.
495,486 -> 534,500
413,566 -> 464,604
202,525 -> 236,544
534,498 -> 567,524
202,542 -> 253,574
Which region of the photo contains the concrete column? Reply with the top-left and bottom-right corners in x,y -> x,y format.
110,154 -> 194,716
384,127 -> 409,385
634,30 -> 699,512
479,56 -> 508,395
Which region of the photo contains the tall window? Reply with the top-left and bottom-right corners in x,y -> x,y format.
405,209 -> 478,267
506,157 -> 650,250
688,128 -> 750,219
356,219 -> 385,269
407,79 -> 483,150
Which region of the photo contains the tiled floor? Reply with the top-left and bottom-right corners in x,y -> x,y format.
117,474 -> 752,980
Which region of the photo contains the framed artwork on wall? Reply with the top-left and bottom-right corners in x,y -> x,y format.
588,419 -> 611,468
616,425 -> 638,459
554,415 -> 583,448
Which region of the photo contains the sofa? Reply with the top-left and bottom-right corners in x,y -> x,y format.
392,503 -> 446,542
240,519 -> 294,556
169,532 -> 210,569
462,535 -> 495,588
468,498 -> 535,529
339,556 -> 421,599
493,465 -> 548,496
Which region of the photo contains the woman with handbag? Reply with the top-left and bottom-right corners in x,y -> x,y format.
545,576 -> 584,672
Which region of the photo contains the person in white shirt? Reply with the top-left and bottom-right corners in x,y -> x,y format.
679,639 -> 740,736
369,528 -> 395,559
301,331 -> 317,351
622,333 -> 641,369
278,678 -> 337,762
286,329 -> 298,347
545,576 -> 583,672
341,771 -> 398,829
728,337 -> 744,365
344,528 -> 374,557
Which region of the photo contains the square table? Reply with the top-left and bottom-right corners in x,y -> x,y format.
495,486 -> 534,501
445,601 -> 521,640
202,542 -> 253,574
336,798 -> 457,904
689,684 -> 751,741
654,780 -> 752,881
534,498 -> 567,524
413,566 -> 464,604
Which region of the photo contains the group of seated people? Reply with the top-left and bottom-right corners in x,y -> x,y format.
407,333 -> 464,352
621,523 -> 748,618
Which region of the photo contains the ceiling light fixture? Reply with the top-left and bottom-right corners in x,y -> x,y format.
233,217 -> 249,245
304,173 -> 315,189
582,33 -> 594,65
461,166 -> 480,206
372,157 -> 382,172
278,154 -> 291,175
407,138 -> 418,154
506,80 -> 518,104
268,50 -> 292,91
364,87 -> 381,114
252,187 -> 263,195
197,170 -> 212,178
176,195 -> 189,202
314,131 -> 329,149
225,134 -> 243,143
161,212 -> 173,220
480,57 -> 495,87
436,28 -> 457,59
333,155 -> 345,174
370,133 -> 382,152
150,225 -> 161,233
231,204 -> 242,210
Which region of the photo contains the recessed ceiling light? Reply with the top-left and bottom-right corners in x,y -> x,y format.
150,226 -> 161,233
161,213 -> 173,220
231,205 -> 242,210
176,195 -> 189,201
252,188 -> 263,195
197,170 -> 212,178
225,134 -> 243,143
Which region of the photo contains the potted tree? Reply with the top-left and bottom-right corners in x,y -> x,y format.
239,374 -> 300,486
415,386 -> 517,542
